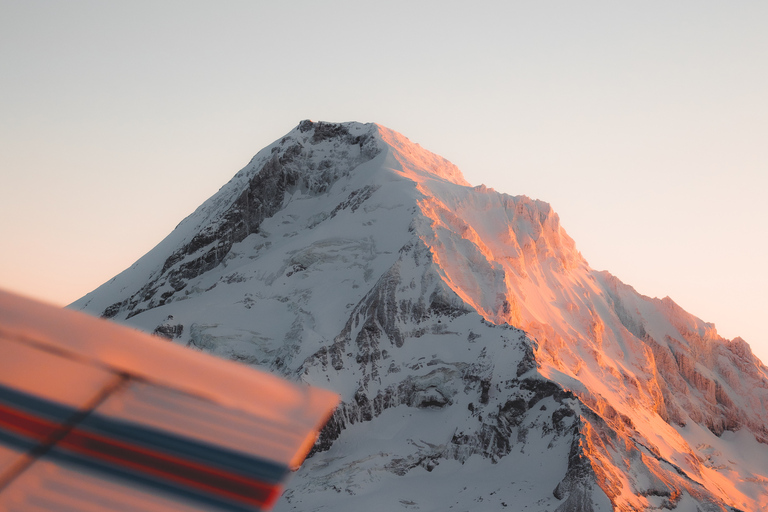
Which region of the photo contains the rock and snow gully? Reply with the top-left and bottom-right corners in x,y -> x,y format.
73,121 -> 768,512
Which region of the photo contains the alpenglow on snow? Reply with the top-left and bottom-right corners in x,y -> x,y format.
73,120 -> 768,512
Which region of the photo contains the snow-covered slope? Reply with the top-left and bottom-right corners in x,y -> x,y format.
73,121 -> 768,511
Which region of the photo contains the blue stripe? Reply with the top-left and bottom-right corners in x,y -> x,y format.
0,384 -> 76,423
0,382 -> 289,484
0,427 -> 38,452
47,447 -> 263,512
78,414 -> 289,484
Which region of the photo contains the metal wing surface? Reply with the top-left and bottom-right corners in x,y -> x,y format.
0,290 -> 338,511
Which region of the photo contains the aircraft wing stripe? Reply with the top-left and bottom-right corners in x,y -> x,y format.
44,449 -> 261,512
0,384 -> 75,424
0,384 -> 286,509
78,414 -> 288,484
0,402 -> 61,444
58,430 -> 280,508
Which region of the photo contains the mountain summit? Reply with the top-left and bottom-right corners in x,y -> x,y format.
74,121 -> 768,511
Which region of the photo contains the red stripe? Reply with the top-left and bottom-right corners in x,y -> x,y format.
60,428 -> 280,508
0,401 -> 281,508
0,402 -> 61,442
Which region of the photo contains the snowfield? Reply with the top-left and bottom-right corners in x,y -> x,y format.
74,121 -> 768,512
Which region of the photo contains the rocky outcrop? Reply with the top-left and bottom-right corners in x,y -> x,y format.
73,120 -> 768,512
152,321 -> 183,339
599,272 -> 768,444
101,121 -> 381,320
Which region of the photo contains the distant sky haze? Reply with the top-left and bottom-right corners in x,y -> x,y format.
1,1 -> 766,362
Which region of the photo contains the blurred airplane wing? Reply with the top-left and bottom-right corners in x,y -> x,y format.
0,289 -> 338,511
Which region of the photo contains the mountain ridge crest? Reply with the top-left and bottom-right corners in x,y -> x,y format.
73,120 -> 768,512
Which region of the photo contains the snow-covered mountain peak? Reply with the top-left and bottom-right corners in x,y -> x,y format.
274,119 -> 469,186
372,122 -> 470,187
72,121 -> 768,512
74,120 -> 477,323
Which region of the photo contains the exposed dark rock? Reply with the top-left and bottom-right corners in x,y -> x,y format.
101,122 -> 381,319
499,398 -> 527,426
553,420 -> 599,512
153,323 -> 184,340
101,301 -> 124,319
330,185 -> 379,217
428,287 -> 471,318
516,337 -> 539,376
553,407 -> 576,430
311,122 -> 350,144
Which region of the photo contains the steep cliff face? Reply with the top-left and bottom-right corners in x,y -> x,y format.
73,121 -> 768,512
411,174 -> 768,509
598,273 -> 768,440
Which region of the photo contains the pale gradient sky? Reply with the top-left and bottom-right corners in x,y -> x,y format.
1,1 -> 766,363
